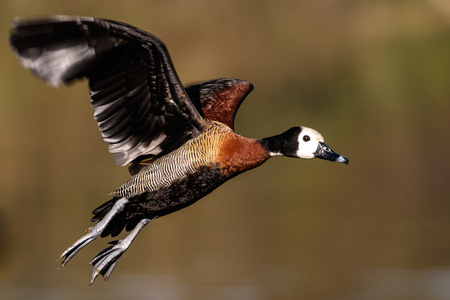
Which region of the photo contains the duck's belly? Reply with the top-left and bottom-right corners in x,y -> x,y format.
125,165 -> 228,219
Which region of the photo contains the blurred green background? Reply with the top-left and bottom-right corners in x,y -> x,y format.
1,0 -> 450,299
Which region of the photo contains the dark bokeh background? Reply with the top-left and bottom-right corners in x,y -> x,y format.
1,1 -> 450,299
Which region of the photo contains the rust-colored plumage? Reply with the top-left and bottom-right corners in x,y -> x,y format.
190,80 -> 253,130
217,134 -> 269,176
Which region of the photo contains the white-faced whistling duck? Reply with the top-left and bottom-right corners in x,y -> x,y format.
9,16 -> 349,284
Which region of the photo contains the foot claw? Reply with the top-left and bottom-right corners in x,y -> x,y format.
88,218 -> 151,284
89,243 -> 125,284
90,269 -> 100,285
59,235 -> 97,268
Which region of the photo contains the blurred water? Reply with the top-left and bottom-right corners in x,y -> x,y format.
4,268 -> 450,299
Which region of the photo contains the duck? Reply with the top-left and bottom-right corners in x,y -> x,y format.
9,16 -> 349,284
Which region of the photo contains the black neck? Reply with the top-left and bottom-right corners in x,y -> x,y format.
258,127 -> 300,157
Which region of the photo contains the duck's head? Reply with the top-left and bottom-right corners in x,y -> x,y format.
261,126 -> 349,164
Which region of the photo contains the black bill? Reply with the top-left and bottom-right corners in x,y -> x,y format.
314,142 -> 349,165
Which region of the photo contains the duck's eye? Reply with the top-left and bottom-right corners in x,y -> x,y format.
303,135 -> 310,142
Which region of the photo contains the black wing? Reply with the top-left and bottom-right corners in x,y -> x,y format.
185,78 -> 253,130
9,16 -> 207,166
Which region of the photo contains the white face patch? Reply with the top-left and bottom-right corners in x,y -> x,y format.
296,127 -> 324,159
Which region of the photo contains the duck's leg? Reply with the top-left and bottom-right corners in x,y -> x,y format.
59,198 -> 129,268
89,218 -> 151,284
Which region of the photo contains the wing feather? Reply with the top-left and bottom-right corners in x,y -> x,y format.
10,16 -> 207,167
185,78 -> 253,130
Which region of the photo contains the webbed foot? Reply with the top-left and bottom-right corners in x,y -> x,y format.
89,218 -> 151,284
58,198 -> 128,268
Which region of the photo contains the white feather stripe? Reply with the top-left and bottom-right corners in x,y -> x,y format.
113,122 -> 230,197
17,45 -> 95,87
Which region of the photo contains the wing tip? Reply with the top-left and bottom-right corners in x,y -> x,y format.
10,15 -> 95,28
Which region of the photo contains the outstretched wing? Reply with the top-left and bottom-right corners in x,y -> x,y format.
185,78 -> 253,130
9,16 -> 207,166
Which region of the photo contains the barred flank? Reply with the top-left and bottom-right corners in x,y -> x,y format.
114,121 -> 230,198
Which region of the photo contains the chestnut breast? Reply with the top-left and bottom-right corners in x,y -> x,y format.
216,132 -> 270,177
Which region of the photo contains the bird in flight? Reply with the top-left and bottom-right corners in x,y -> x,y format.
9,16 -> 349,284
